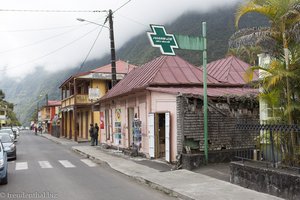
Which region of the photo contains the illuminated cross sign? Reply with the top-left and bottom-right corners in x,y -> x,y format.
147,25 -> 178,56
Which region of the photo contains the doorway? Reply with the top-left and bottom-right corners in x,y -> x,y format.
157,113 -> 165,158
148,112 -> 170,162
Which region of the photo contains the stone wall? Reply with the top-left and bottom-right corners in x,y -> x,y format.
230,161 -> 300,199
181,149 -> 254,170
176,95 -> 259,154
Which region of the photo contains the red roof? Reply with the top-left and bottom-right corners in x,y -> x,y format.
47,100 -> 61,106
59,71 -> 91,88
59,60 -> 136,88
206,56 -> 258,84
100,56 -> 220,100
91,60 -> 136,74
147,87 -> 258,97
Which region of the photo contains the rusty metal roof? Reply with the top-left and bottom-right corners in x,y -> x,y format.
100,56 -> 221,100
206,56 -> 258,84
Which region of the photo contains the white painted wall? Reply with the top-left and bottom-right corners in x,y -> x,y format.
258,53 -> 271,122
150,91 -> 177,162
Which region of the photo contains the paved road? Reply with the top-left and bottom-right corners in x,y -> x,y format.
0,131 -> 176,200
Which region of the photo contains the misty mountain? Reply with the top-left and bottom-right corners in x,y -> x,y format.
0,4 -> 268,125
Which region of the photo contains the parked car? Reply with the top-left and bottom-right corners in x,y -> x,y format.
0,129 -> 17,142
0,141 -> 8,184
0,133 -> 16,160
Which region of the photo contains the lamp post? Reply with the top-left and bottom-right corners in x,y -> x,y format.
77,9 -> 117,87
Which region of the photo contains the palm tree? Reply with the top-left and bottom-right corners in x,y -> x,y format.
233,0 -> 300,125
234,1 -> 300,163
227,45 -> 262,65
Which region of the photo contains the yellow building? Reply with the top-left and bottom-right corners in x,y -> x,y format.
59,60 -> 136,141
0,105 -> 7,127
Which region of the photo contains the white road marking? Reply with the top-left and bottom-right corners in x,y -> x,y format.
58,160 -> 76,168
16,162 -> 28,170
80,159 -> 97,167
38,161 -> 53,168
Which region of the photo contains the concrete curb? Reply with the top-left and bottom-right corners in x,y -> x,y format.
41,134 -> 77,146
71,147 -> 194,200
42,134 -> 283,200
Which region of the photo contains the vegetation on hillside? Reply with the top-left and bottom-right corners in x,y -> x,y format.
231,0 -> 300,165
0,3 -> 268,125
0,89 -> 21,127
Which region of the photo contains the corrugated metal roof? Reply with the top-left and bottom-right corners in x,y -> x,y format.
206,56 -> 258,84
59,71 -> 91,88
147,87 -> 258,97
47,100 -> 61,106
100,56 -> 221,100
91,60 -> 136,74
59,60 -> 136,88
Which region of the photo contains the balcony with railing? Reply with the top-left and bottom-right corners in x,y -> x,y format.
61,94 -> 92,108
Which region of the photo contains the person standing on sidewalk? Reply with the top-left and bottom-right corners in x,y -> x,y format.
89,124 -> 95,146
94,123 -> 99,146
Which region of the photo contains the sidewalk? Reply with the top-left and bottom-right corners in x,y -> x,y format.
42,134 -> 283,200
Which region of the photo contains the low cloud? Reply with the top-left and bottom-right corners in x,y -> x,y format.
0,0 -> 241,78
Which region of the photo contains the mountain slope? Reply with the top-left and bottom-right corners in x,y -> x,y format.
0,4 -> 268,125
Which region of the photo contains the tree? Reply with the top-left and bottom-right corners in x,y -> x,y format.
227,45 -> 262,65
233,0 -> 300,124
233,0 -> 300,164
0,90 -> 5,101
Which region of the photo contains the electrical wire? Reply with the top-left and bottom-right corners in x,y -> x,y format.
115,13 -> 148,28
78,26 -> 105,72
0,24 -> 88,33
112,0 -> 132,14
0,23 -> 91,54
0,1 -> 132,72
0,26 -> 100,72
0,9 -> 106,13
77,0 -> 132,72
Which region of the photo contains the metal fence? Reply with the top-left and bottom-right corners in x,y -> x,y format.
235,123 -> 300,172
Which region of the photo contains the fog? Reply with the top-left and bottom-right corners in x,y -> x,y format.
0,0 -> 242,78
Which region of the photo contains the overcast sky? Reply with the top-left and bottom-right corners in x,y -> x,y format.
0,0 -> 241,78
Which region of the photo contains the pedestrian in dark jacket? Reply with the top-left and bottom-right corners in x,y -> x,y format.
94,123 -> 99,146
89,124 -> 95,146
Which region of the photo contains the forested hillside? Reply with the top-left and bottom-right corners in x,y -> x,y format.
0,4 -> 268,125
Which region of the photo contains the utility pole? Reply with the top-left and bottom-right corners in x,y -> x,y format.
108,9 -> 117,87
46,94 -> 48,106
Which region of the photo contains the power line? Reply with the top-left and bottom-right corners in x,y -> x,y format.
0,24 -> 87,33
112,0 -> 132,14
0,23 -> 91,54
77,0 -> 132,72
0,9 -> 106,13
78,26 -> 105,72
116,13 -> 148,28
0,26 -> 100,72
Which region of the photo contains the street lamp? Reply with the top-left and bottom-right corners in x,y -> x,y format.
76,18 -> 109,29
77,9 -> 117,87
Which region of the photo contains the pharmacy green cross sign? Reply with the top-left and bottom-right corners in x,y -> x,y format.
147,22 -> 210,164
147,25 -> 178,55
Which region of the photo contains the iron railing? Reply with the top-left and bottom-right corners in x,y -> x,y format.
235,123 -> 300,172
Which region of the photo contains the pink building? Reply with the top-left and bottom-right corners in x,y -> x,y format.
94,55 -> 258,163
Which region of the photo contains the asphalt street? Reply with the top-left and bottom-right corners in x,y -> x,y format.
0,130 -> 176,200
